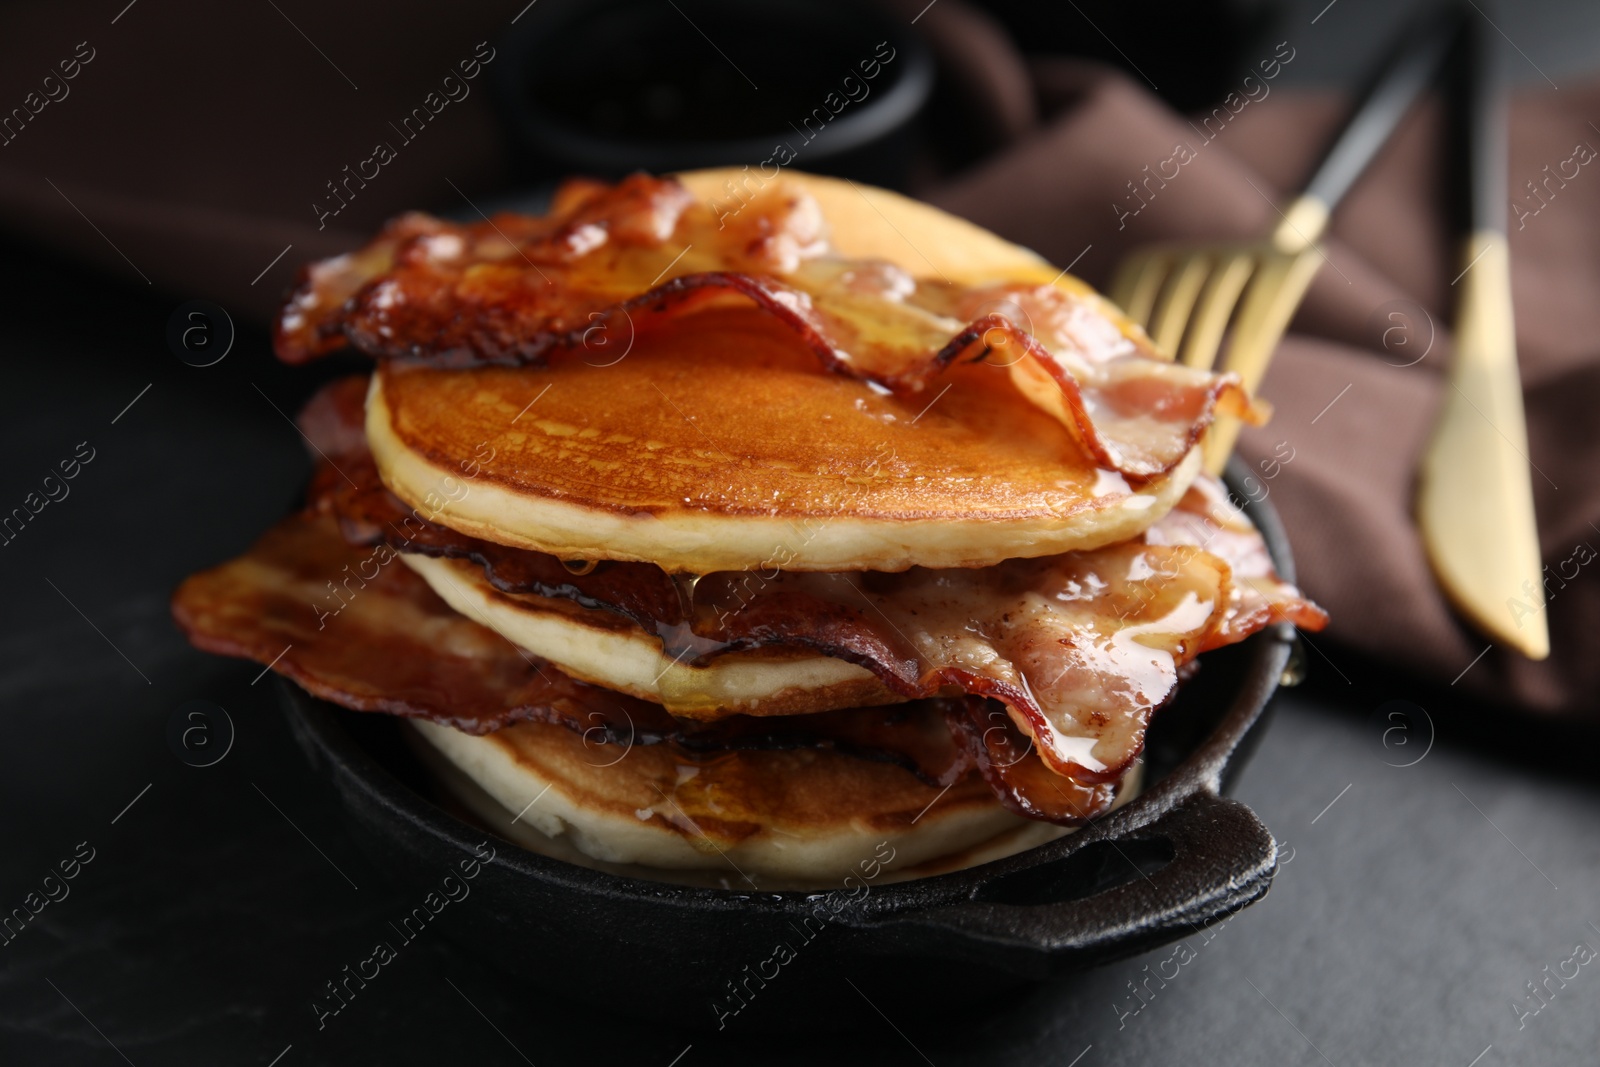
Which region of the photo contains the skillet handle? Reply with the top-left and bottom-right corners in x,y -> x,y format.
877,790 -> 1278,978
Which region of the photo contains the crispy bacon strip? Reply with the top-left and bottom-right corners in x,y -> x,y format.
170,510 -> 617,736
276,174 -> 699,363
276,174 -> 1255,477
945,701 -> 1121,823
302,378 -> 1325,788
174,510 -> 1158,818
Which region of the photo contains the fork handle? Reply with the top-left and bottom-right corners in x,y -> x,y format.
1277,3 -> 1464,252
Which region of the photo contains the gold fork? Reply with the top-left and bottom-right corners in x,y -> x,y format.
1109,210 -> 1324,474
1108,6 -> 1463,475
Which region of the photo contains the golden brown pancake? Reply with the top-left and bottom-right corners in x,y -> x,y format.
407,715 -> 1143,887
367,313 -> 1202,573
401,552 -> 894,716
361,168 -> 1212,573
675,168 -> 1070,283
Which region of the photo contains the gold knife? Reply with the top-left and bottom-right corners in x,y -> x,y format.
1417,16 -> 1548,660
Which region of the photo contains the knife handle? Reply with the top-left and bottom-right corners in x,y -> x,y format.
1455,232 -> 1517,373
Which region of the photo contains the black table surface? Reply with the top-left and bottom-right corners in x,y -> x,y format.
1,229 -> 1596,1067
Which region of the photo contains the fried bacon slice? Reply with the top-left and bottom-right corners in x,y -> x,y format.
684,492 -> 1325,783
945,701 -> 1117,823
172,509 -> 599,736
301,377 -> 1325,788
276,174 -> 1256,476
172,510 -> 1144,820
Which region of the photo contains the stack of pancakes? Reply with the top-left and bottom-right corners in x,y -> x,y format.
174,170 -> 1324,889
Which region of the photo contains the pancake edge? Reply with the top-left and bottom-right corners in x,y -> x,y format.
401,552 -> 894,718
408,717 -> 1144,887
368,371 -> 1204,572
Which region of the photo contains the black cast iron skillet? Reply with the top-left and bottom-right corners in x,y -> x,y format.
282,463 -> 1303,1032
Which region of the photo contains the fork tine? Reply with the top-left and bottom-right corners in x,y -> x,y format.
1177,253 -> 1256,370
1202,248 -> 1325,474
1147,255 -> 1213,357
1107,249 -> 1172,329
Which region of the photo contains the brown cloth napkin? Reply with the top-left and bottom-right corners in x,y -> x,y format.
2,0 -> 1596,718
906,10 -> 1600,721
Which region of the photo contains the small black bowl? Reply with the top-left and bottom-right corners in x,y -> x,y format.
488,0 -> 934,189
282,463 -> 1301,1033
